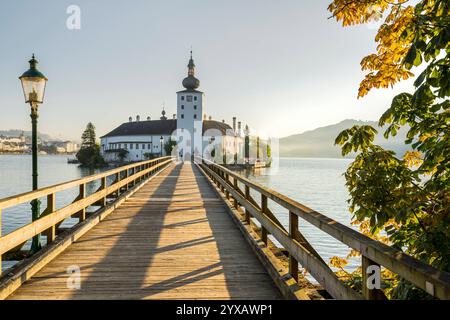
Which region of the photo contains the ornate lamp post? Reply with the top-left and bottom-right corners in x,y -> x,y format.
19,55 -> 48,253
160,136 -> 164,157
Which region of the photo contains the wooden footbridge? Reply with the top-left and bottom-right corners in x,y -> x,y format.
0,157 -> 449,300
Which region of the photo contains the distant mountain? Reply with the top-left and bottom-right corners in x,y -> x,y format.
279,119 -> 410,158
0,129 -> 54,141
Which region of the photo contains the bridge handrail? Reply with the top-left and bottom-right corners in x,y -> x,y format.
0,157 -> 173,272
0,157 -> 172,210
198,158 -> 450,300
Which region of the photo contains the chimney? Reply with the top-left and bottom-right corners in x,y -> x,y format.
147,116 -> 151,121
136,115 -> 140,122
173,114 -> 176,119
232,117 -> 236,132
129,117 -> 132,122
238,121 -> 242,135
209,116 -> 212,120
222,119 -> 225,123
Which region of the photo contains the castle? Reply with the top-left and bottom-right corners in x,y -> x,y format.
100,52 -> 243,162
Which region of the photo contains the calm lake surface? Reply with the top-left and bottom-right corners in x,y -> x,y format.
0,155 -> 357,273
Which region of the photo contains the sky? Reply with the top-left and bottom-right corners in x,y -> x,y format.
0,0 -> 417,141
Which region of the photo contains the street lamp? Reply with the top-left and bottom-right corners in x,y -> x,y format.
160,136 -> 164,157
19,54 -> 48,253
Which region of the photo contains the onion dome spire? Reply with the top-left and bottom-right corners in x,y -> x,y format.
160,104 -> 167,120
182,50 -> 200,90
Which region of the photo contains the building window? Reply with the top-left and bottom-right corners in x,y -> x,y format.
181,105 -> 184,110
130,144 -> 133,149
194,96 -> 197,101
181,96 -> 185,101
148,144 -> 151,149
194,105 -> 197,110
187,95 -> 193,102
181,114 -> 184,119
136,143 -> 139,150
194,114 -> 197,119
142,144 -> 145,149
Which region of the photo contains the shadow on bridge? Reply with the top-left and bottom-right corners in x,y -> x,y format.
64,163 -> 279,299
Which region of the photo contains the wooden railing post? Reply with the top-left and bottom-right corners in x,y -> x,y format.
115,172 -> 121,196
100,177 -> 107,207
245,185 -> 251,224
225,173 -> 230,199
124,169 -> 129,191
261,194 -> 268,245
73,183 -> 87,222
233,177 -> 239,209
362,255 -> 386,300
0,208 -> 2,276
44,193 -> 56,244
129,168 -> 134,188
289,211 -> 299,282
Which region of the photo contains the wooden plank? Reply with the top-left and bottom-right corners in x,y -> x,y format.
7,163 -> 281,300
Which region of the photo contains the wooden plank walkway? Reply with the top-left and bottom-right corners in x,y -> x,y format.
8,163 -> 281,300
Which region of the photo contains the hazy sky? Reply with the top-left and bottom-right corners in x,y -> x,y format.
0,1 -> 416,141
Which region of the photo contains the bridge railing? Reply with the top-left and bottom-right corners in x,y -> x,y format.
198,158 -> 450,300
0,156 -> 173,275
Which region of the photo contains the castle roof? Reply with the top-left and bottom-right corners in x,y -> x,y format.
101,119 -> 231,138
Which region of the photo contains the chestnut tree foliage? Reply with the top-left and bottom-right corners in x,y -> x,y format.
328,0 -> 449,298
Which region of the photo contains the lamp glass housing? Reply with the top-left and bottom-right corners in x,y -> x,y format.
19,55 -> 48,104
20,76 -> 47,104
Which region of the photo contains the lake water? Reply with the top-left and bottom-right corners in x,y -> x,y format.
0,155 -> 357,273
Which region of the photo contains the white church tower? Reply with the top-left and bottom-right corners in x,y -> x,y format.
176,51 -> 204,158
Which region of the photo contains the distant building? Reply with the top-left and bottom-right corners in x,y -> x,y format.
60,141 -> 79,153
100,52 -> 242,162
42,140 -> 79,153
